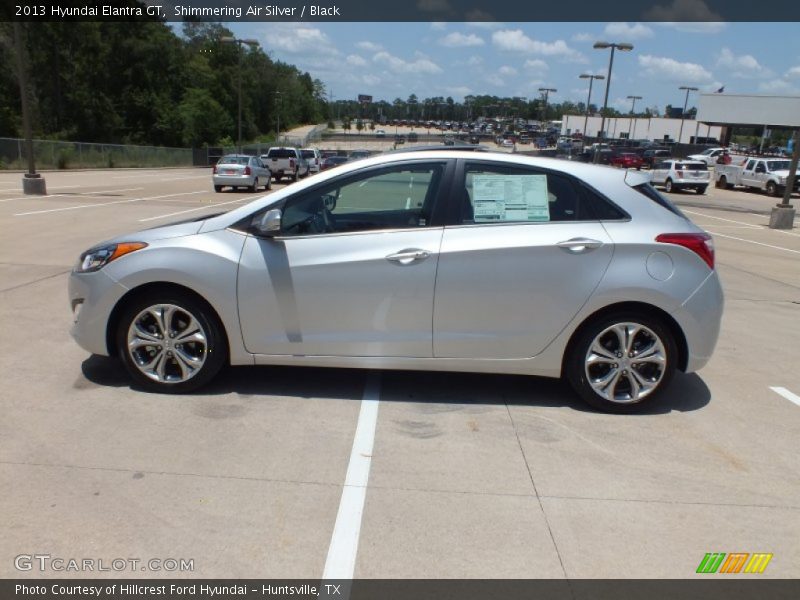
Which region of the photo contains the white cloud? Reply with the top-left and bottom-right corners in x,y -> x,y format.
524,59 -> 549,71
603,22 -> 654,39
261,24 -> 339,56
372,51 -> 442,74
346,54 -> 368,67
492,29 -> 581,61
638,54 -> 713,83
356,41 -> 382,52
758,79 -> 800,94
572,32 -> 594,42
439,32 -> 485,47
446,85 -> 473,96
467,55 -> 483,66
716,48 -> 770,78
485,73 -> 505,87
430,22 -> 447,31
786,66 -> 800,78
498,65 -> 518,76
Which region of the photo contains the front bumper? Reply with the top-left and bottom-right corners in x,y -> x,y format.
69,269 -> 129,356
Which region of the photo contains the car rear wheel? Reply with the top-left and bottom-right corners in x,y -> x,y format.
566,313 -> 677,413
214,185 -> 223,193
116,292 -> 227,393
664,178 -> 674,193
265,176 -> 272,190
292,169 -> 298,182
696,186 -> 707,195
249,178 -> 258,193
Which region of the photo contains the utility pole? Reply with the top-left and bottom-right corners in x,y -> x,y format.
220,36 -> 259,153
627,95 -> 642,139
678,86 -> 698,144
593,41 -> 634,163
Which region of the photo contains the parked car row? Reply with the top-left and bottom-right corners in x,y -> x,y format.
213,147 -> 330,192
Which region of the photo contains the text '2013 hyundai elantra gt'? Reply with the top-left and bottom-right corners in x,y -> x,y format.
69,151 -> 723,412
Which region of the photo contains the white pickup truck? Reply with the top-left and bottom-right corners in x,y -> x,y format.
261,147 -> 309,182
714,157 -> 799,197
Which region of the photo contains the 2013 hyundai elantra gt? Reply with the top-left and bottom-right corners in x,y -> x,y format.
69,151 -> 723,412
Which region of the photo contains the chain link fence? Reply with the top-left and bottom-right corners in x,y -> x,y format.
0,138 -> 193,170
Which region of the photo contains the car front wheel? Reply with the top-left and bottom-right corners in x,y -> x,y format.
566,314 -> 677,413
664,178 -> 674,193
116,292 -> 227,393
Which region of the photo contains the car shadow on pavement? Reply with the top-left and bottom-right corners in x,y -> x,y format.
80,355 -> 710,414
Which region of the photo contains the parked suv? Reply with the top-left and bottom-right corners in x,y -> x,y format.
300,148 -> 322,174
650,159 -> 710,194
642,149 -> 672,169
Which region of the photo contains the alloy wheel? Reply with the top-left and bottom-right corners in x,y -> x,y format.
126,304 -> 208,384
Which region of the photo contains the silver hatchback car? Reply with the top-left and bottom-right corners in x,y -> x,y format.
69,151 -> 723,412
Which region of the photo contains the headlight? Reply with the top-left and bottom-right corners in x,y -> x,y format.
778,176 -> 787,184
74,242 -> 147,273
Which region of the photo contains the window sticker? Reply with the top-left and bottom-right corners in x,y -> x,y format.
471,174 -> 550,222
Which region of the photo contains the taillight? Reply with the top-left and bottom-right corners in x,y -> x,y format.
656,233 -> 715,269
676,170 -> 684,178
243,166 -> 251,175
212,165 -> 217,174
290,159 -> 295,168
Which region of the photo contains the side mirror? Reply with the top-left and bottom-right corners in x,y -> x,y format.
256,209 -> 282,236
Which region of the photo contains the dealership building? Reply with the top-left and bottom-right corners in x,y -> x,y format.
561,114 -> 724,143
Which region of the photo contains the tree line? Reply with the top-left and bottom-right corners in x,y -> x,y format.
0,20 -> 328,148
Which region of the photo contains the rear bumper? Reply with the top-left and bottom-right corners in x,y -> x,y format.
671,271 -> 724,372
213,175 -> 255,187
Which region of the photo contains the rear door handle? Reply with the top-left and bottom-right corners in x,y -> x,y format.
556,238 -> 604,253
385,249 -> 432,265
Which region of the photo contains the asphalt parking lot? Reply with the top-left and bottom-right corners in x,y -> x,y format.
1,166 -> 798,579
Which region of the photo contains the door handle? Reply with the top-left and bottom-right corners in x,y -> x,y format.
385,249 -> 432,265
556,238 -> 603,253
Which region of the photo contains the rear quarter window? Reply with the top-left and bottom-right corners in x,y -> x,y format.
632,183 -> 686,218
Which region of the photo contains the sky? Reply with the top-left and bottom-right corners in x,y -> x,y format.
231,21 -> 800,113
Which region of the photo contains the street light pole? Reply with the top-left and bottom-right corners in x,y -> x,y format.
678,86 -> 698,144
627,95 -> 642,140
579,74 -> 604,140
220,36 -> 259,154
593,41 -> 634,163
538,87 -> 557,131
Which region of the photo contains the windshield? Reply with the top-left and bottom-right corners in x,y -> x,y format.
767,160 -> 791,171
300,150 -> 316,158
700,149 -> 716,155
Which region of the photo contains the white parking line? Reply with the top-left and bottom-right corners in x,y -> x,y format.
682,209 -> 760,228
137,197 -> 251,222
707,231 -> 800,255
0,194 -> 64,203
770,387 -> 800,407
322,373 -> 381,580
14,191 -> 206,216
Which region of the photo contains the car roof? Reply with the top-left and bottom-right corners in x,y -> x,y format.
388,144 -> 489,154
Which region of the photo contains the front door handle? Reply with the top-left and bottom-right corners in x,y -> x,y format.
385,249 -> 432,265
556,238 -> 604,253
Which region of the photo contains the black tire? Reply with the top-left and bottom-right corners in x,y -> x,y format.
292,169 -> 299,182
249,178 -> 258,193
565,312 -> 677,413
116,290 -> 227,394
214,185 -> 223,193
265,176 -> 272,190
766,181 -> 778,197
715,176 -> 725,189
664,178 -> 674,193
696,186 -> 707,195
